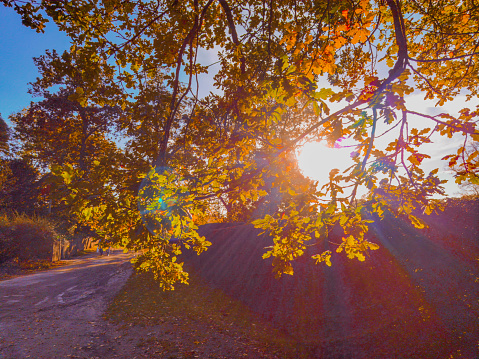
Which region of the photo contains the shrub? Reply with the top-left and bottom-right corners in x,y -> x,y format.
0,213 -> 58,263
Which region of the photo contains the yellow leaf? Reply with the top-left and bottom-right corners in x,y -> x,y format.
329,168 -> 340,178
409,215 -> 425,229
283,263 -> 294,275
408,154 -> 420,166
333,36 -> 347,49
285,32 -> 297,51
350,28 -> 369,44
346,235 -> 355,245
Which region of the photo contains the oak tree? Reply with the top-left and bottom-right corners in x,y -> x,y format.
4,0 -> 479,288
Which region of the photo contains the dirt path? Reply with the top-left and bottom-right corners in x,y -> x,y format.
0,250 -> 286,359
0,250 -> 133,359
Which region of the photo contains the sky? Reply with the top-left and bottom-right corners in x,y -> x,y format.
0,5 -> 475,197
0,6 -> 70,122
296,86 -> 477,196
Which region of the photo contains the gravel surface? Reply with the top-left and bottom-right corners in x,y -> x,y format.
0,250 -> 133,359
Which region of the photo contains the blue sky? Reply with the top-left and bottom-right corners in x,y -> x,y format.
0,6 -> 70,124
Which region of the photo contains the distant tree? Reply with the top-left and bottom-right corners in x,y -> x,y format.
0,114 -> 9,157
0,158 -> 42,215
11,50 -> 123,172
0,115 -> 11,196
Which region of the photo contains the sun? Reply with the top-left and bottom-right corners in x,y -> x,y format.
297,141 -> 355,185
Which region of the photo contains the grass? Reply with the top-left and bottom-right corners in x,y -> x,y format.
73,248 -> 97,256
0,257 -> 69,280
18,258 -> 65,270
105,268 -> 302,358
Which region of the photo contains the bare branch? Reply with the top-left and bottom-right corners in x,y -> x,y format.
408,52 -> 479,63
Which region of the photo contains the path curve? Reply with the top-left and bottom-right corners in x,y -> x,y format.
0,250 -> 133,359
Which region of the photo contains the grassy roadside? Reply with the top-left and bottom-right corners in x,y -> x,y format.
104,269 -> 303,358
0,258 -> 69,280
0,248 -> 98,281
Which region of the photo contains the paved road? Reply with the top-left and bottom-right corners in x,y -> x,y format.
0,250 -> 133,359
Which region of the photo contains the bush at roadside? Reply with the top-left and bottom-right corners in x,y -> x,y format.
0,213 -> 58,264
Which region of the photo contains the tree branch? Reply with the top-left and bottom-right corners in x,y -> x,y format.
405,110 -> 479,135
408,52 -> 479,63
218,0 -> 246,74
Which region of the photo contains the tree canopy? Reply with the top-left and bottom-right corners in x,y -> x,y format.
3,0 -> 479,288
0,114 -> 9,157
